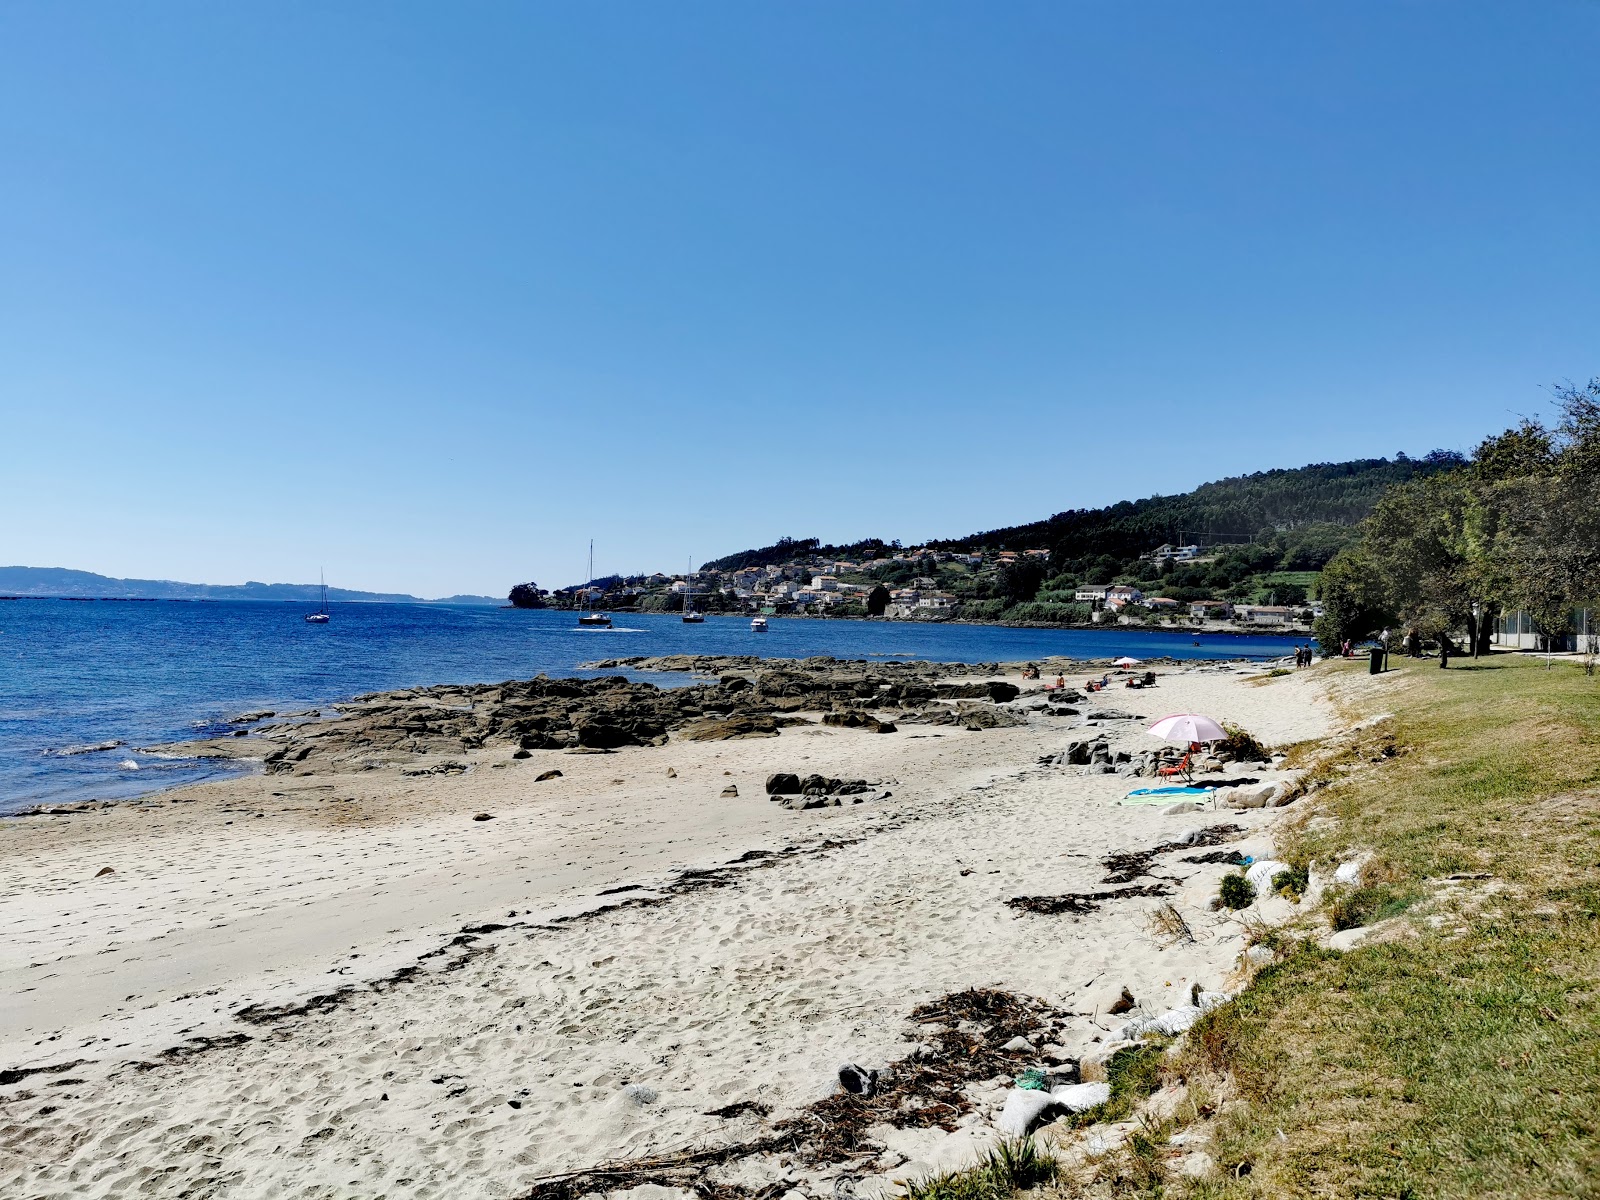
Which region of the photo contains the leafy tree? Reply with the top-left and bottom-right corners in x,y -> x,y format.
999,559 -> 1047,605
1313,547 -> 1394,651
866,584 -> 891,616
508,582 -> 544,609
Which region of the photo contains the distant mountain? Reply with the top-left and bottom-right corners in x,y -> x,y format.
0,567 -> 502,605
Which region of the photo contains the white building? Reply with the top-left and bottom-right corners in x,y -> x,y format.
1237,605 -> 1299,626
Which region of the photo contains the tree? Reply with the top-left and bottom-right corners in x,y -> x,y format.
508,582 -> 544,609
866,584 -> 891,616
999,559 -> 1046,605
1313,547 -> 1394,651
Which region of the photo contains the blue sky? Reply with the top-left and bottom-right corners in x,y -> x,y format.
2,3 -> 1596,598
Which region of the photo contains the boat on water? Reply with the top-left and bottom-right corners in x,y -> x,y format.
305,571 -> 331,624
750,615 -> 768,632
682,558 -> 705,623
577,541 -> 612,628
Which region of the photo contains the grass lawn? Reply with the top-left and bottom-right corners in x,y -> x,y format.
1174,654 -> 1600,1198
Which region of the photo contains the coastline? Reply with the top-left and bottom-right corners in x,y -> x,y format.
1,656 -> 1340,1198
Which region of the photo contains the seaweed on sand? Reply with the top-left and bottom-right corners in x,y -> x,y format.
518,988 -> 1067,1199
1006,884 -> 1172,916
775,988 -> 1061,1163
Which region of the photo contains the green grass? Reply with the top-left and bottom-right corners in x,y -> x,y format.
905,1138 -> 1059,1200
1164,655 -> 1600,1198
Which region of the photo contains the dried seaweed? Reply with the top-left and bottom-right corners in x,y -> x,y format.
704,1100 -> 772,1119
774,987 -> 1059,1163
517,987 -> 1064,1199
1100,849 -> 1162,884
519,1138 -> 794,1200
1097,823 -> 1248,883
1180,849 -> 1246,865
1006,883 -> 1172,916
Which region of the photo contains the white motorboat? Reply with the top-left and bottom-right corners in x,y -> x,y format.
750,616 -> 768,632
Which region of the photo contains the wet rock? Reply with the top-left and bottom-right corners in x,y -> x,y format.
53,740 -> 124,756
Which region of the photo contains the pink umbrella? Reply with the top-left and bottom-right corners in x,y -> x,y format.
1147,712 -> 1228,744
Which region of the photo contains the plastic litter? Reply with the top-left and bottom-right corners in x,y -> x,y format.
1050,1081 -> 1111,1111
1014,1066 -> 1048,1090
837,1064 -> 877,1097
996,1086 -> 1056,1136
1244,860 -> 1289,892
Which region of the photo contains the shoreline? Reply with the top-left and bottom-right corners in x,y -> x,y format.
1,656 -> 1341,1197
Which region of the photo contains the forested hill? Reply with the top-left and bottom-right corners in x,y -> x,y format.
703,454 -> 1462,574
939,454 -> 1463,561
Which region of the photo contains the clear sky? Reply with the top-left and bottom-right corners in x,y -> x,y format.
3,3 -> 1597,598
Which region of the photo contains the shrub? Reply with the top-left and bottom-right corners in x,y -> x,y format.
960,599 -> 1009,620
1271,863 -> 1309,901
1004,601 -> 1091,624
1219,872 -> 1257,909
1218,722 -> 1271,761
1328,882 -> 1415,931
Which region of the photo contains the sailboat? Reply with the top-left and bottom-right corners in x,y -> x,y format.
577,541 -> 612,627
304,570 -> 331,624
681,558 -> 705,623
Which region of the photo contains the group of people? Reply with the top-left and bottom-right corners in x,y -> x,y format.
1293,644 -> 1315,668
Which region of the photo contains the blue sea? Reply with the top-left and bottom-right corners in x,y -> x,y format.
0,600 -> 1304,811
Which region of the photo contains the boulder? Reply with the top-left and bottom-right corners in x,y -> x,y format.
678,716 -> 780,742
721,784 -> 739,798
535,769 -> 563,782
765,772 -> 802,795
574,721 -> 640,750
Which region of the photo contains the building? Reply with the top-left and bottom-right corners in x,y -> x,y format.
1493,607 -> 1598,652
916,593 -> 958,609
1105,585 -> 1145,604
1141,543 -> 1203,563
1237,605 -> 1300,626
1075,586 -> 1110,602
1189,600 -> 1234,620
809,576 -> 838,591
1144,597 -> 1181,611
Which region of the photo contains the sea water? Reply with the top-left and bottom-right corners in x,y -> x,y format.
0,599 -> 1304,810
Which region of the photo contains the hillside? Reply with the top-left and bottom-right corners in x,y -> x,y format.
932,453 -> 1462,560
706,454 -> 1461,576
0,566 -> 501,605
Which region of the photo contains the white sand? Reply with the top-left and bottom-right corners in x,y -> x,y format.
0,664 -> 1337,1199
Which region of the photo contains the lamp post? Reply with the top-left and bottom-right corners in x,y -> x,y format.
1471,601 -> 1482,659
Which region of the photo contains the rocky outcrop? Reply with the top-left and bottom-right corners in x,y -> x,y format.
170,657 -> 1043,778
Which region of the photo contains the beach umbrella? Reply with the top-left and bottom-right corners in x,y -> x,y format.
1147,712 -> 1228,744
1113,656 -> 1142,667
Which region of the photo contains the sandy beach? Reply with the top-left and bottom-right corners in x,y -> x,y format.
0,660 -> 1340,1199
